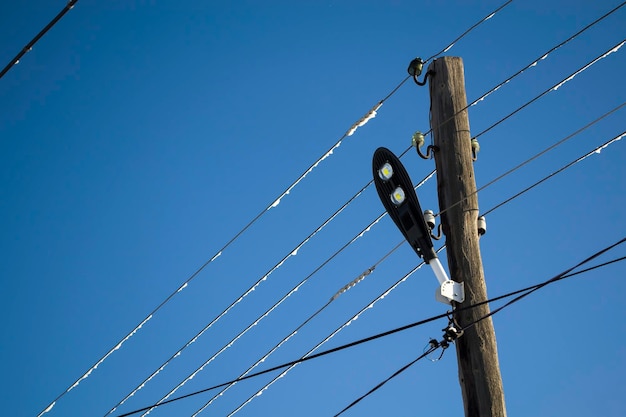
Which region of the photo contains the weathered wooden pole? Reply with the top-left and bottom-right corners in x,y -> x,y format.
428,56 -> 507,417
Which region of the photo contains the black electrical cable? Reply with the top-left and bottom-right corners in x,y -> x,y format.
115,309 -> 449,417
332,347 -> 438,417
462,237 -> 626,333
188,299 -> 334,417
332,242 -> 626,416
223,246 -> 444,417
114,248 -> 626,417
0,0 -> 79,81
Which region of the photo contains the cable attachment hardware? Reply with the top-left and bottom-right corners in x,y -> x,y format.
424,339 -> 446,362
471,138 -> 480,161
440,319 -> 464,349
407,57 -> 434,86
412,131 -> 437,159
424,210 -> 442,240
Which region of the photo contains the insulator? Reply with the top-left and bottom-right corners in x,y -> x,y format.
424,210 -> 436,230
407,57 -> 424,77
477,216 -> 487,236
412,131 -> 425,148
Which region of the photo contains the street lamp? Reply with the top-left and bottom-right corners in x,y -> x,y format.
372,147 -> 464,304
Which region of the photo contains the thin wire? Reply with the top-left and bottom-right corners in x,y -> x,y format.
31,3 -> 623,415
334,245 -> 626,416
123,7 -> 518,405
381,0 -> 514,102
46,46 -> 410,417
193,43 -> 624,412
15,2 -> 85,414
130,171 -> 434,417
434,102 -> 626,217
424,0 -> 514,63
189,299 -> 333,417
482,256 -> 626,305
333,347 -> 438,417
114,250 -> 626,417
191,36 -> 623,416
156,6 -> 544,408
482,130 -> 625,217
224,125 -> 625,414
225,246 -> 443,417
103,178 -> 373,417
467,1 -> 626,109
116,257 -> 443,417
189,241 -> 405,417
0,0 -> 79,81
473,38 -> 625,141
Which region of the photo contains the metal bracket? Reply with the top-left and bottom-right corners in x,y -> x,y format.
435,280 -> 465,304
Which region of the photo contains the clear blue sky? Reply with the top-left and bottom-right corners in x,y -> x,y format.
1,1 -> 625,416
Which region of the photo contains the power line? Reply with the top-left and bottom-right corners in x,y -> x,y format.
106,160 -> 434,417
114,245 -> 626,417
473,38 -> 625,141
224,247 -> 444,417
40,4 -> 615,415
224,126 -> 626,415
333,347 -> 438,417
482,130 -> 625,217
188,299 -> 333,417
124,173 -> 433,417
103,177 -> 373,417
39,38 -> 407,417
115,254 -> 446,417
0,0 -> 79,81
99,4 -> 512,407
464,237 -> 626,332
382,0 -> 514,102
195,122 -> 624,415
196,38 -> 623,416
187,241 -> 407,417
398,3 -> 625,159
434,101 -> 626,217
466,1 -> 626,109
332,239 -> 626,416
424,0 -> 514,63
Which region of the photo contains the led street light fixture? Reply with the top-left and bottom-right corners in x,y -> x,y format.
372,147 -> 436,262
372,147 -> 464,304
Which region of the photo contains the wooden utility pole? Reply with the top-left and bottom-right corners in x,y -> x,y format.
428,57 -> 507,417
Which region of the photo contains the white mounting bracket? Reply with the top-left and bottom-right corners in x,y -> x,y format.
428,257 -> 465,304
435,280 -> 465,304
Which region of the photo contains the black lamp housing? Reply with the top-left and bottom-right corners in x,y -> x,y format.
372,147 -> 437,263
